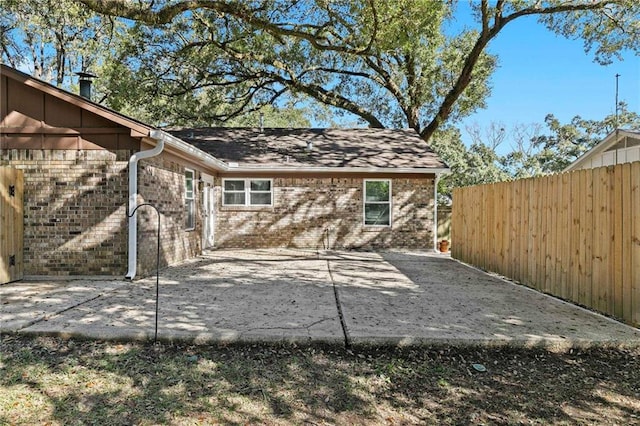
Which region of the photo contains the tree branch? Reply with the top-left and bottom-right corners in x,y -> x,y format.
78,0 -> 378,55
420,0 -> 626,141
179,34 -> 387,127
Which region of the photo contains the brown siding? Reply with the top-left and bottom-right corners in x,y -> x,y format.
0,149 -> 130,276
44,95 -> 82,127
6,77 -> 44,125
1,74 -> 141,152
0,71 -> 203,277
81,109 -> 118,128
1,75 -> 8,122
215,175 -> 435,249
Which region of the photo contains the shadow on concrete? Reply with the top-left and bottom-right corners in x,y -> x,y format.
2,249 -> 640,350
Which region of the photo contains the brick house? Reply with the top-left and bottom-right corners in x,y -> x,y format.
169,128 -> 448,251
1,64 -> 448,280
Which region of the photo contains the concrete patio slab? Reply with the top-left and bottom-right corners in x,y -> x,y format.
18,249 -> 345,344
2,249 -> 640,349
332,251 -> 640,349
0,279 -> 126,331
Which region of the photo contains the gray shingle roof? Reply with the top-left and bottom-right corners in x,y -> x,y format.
167,127 -> 447,170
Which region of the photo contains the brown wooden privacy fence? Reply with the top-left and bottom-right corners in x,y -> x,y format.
1,167 -> 24,284
452,162 -> 640,326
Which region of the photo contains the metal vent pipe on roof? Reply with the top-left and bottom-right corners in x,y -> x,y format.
76,71 -> 97,100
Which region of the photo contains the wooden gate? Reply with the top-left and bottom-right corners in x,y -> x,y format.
1,167 -> 24,284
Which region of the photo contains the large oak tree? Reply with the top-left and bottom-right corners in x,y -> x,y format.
76,0 -> 639,141
1,0 -> 121,87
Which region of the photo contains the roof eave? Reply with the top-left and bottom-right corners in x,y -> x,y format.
144,133 -> 451,174
153,133 -> 451,175
564,129 -> 636,172
150,129 -> 228,171
226,165 -> 450,174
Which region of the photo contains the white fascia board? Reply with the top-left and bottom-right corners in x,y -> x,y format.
150,129 -> 228,171
563,130 -> 637,172
564,132 -> 615,172
228,165 -> 450,174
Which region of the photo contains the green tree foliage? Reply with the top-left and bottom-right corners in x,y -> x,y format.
3,0 -> 638,192
432,103 -> 640,204
430,126 -> 510,204
0,0 -> 314,126
524,102 -> 640,173
76,0 -> 640,141
0,0 -> 120,87
437,104 -> 640,204
75,0 -> 495,129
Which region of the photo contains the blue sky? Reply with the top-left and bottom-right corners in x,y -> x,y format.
456,5 -> 639,150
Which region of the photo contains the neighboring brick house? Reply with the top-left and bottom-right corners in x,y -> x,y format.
1,64 -> 448,280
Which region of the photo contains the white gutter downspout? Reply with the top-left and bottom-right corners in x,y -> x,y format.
125,129 -> 166,280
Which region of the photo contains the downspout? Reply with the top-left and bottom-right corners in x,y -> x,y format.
125,130 -> 166,280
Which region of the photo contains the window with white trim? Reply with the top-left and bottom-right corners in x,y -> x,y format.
185,169 -> 195,229
223,179 -> 272,206
363,179 -> 391,226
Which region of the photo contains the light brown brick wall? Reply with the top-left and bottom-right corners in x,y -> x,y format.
214,176 -> 435,249
0,149 -> 131,275
137,154 -> 202,276
2,146 -> 435,276
1,149 -> 205,277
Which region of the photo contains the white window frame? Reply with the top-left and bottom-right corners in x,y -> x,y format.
363,179 -> 392,227
222,179 -> 247,206
185,168 -> 196,230
222,178 -> 273,207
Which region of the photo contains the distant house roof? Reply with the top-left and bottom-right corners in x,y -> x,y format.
167,127 -> 448,172
564,129 -> 640,172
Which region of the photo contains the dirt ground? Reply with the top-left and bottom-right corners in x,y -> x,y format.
1,335 -> 639,425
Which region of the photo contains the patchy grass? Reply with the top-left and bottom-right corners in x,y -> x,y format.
1,335 -> 640,425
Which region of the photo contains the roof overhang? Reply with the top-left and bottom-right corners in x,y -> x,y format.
564,129 -> 640,172
222,165 -> 449,174
150,129 -> 228,171
1,64 -> 152,136
2,64 -> 451,176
